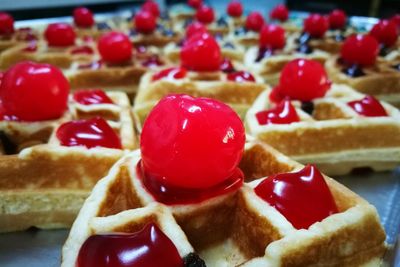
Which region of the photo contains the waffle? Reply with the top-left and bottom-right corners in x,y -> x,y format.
0,91 -> 138,232
62,140 -> 386,267
127,23 -> 181,47
245,84 -> 400,176
0,27 -> 39,54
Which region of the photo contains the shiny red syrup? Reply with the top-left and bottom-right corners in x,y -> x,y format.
227,71 -> 255,82
22,41 -> 37,52
56,117 -> 122,149
220,58 -> 235,73
141,55 -> 164,68
77,223 -> 184,267
255,100 -> 300,125
73,89 -> 113,105
70,45 -> 94,55
348,95 -> 388,117
152,67 -> 187,81
254,165 -> 339,229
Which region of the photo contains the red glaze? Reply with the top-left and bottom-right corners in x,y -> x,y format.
77,223 -> 183,267
180,33 -> 221,72
259,24 -> 285,50
227,1 -> 243,18
98,32 -> 133,63
22,41 -> 37,52
245,12 -> 264,32
279,59 -> 330,101
0,61 -> 69,121
255,100 -> 300,125
152,67 -> 187,81
269,4 -> 289,22
142,0 -> 160,18
186,21 -> 207,39
196,5 -> 215,24
70,45 -> 94,55
188,0 -> 203,9
0,12 -> 14,35
56,117 -> 122,149
45,23 -> 76,47
134,10 -> 157,34
141,56 -> 164,68
329,9 -> 347,30
73,89 -> 113,105
140,94 -> 245,189
254,165 -> 339,229
370,19 -> 399,47
269,85 -> 286,104
390,14 -> 400,29
304,14 -> 329,38
73,7 -> 95,28
220,58 -> 235,73
348,95 -> 388,117
227,71 -> 255,82
340,34 -> 379,66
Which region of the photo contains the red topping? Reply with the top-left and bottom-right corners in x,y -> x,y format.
180,33 -> 221,72
141,56 -> 164,68
73,7 -> 95,28
220,58 -> 235,73
269,85 -> 286,104
196,5 -> 215,24
142,0 -> 160,18
152,67 -> 187,81
348,95 -> 388,117
329,9 -> 347,30
254,165 -> 339,229
73,89 -> 113,105
188,0 -> 203,9
0,61 -> 69,121
269,4 -> 289,22
22,41 -> 37,52
227,71 -> 255,82
140,94 -> 245,189
134,10 -> 157,34
45,23 -> 76,47
304,14 -> 329,38
186,22 -> 207,39
0,12 -> 14,35
245,12 -> 265,32
340,34 -> 379,66
279,59 -> 331,101
227,1 -> 243,18
77,223 -> 183,267
390,14 -> 400,29
259,24 -> 285,50
255,100 -> 300,125
56,117 -> 122,149
70,45 -> 94,55
98,32 -> 133,63
370,19 -> 399,47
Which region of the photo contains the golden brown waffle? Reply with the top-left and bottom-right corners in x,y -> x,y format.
0,91 -> 138,232
245,84 -> 400,175
62,140 -> 386,267
0,27 -> 39,54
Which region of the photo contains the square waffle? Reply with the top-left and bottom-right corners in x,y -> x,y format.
0,91 -> 138,232
62,140 -> 386,267
245,84 -> 400,176
0,27 -> 39,54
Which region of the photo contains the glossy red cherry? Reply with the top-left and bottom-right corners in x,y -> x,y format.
348,95 -> 388,117
134,10 -> 157,34
188,0 -> 203,9
98,32 -> 133,63
142,0 -> 160,18
0,61 -> 69,121
73,7 -> 95,28
245,12 -> 264,32
0,12 -> 14,35
196,5 -> 215,24
255,165 -> 338,229
180,33 -> 221,72
255,100 -> 300,125
329,9 -> 346,30
340,34 -> 379,66
259,24 -> 285,50
390,14 -> 400,29
279,59 -> 330,101
227,71 -> 255,82
227,1 -> 243,18
370,19 -> 399,47
220,58 -> 235,73
77,223 -> 183,267
269,4 -> 289,22
73,89 -> 113,105
304,14 -> 329,38
70,45 -> 94,55
152,67 -> 187,81
186,21 -> 207,39
56,117 -> 122,149
140,94 -> 245,189
45,23 -> 76,47
268,85 -> 286,104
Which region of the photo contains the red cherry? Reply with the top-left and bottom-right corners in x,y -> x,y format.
45,23 -> 76,47
269,4 -> 289,22
98,32 -> 133,63
390,14 -> 400,29
269,85 -> 286,104
196,5 -> 215,24
142,0 -> 160,18
77,223 -> 183,267
152,67 -> 187,81
0,61 -> 69,121
140,94 -> 245,189
245,12 -> 264,32
56,117 -> 122,149
70,45 -> 94,55
73,7 -> 95,28
370,19 -> 399,47
279,59 -> 331,101
134,10 -> 157,34
73,89 -> 113,105
340,34 -> 379,66
0,12 -> 14,35
255,100 -> 300,125
186,21 -> 207,39
303,14 -> 329,38
329,9 -> 346,30
255,165 -> 338,229
180,33 -> 221,72
227,71 -> 255,82
259,24 -> 285,50
227,1 -> 243,18
220,58 -> 235,73
348,95 -> 388,117
188,0 -> 203,9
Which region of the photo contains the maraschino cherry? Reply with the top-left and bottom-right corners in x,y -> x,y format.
77,223 -> 183,267
340,34 -> 379,66
348,95 -> 388,117
227,1 -> 243,18
256,100 -> 300,125
152,67 -> 187,81
304,14 -> 329,38
370,19 -> 399,47
245,12 -> 264,32
185,21 -> 207,39
73,89 -> 113,105
134,10 -> 157,34
188,0 -> 203,9
0,12 -> 14,35
98,32 -> 133,64
142,0 -> 160,18
390,14 -> 400,29
73,7 -> 95,28
0,61 -> 69,121
220,58 -> 235,73
259,24 -> 285,50
196,5 -> 215,24
255,165 -> 338,229
45,23 -> 76,47
269,4 -> 289,22
227,71 -> 255,82
329,9 -> 346,30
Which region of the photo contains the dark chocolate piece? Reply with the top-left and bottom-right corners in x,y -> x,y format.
0,131 -> 18,155
301,101 -> 314,115
183,253 -> 207,267
255,47 -> 274,62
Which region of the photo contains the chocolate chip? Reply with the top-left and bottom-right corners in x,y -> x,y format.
301,101 -> 314,115
255,47 -> 274,62
0,131 -> 17,155
296,43 -> 313,54
183,253 -> 207,267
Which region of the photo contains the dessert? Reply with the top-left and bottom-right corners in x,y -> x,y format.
226,0 -> 245,28
269,4 -> 300,34
230,11 -> 265,47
